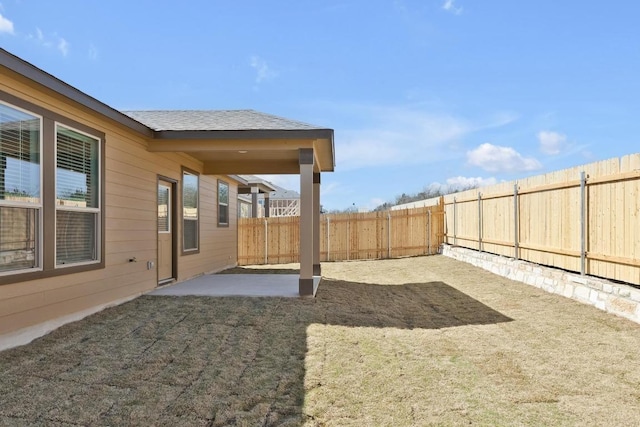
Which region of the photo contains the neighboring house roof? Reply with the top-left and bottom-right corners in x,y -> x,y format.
123,110 -> 323,132
235,175 -> 277,191
266,183 -> 300,200
233,174 -> 277,196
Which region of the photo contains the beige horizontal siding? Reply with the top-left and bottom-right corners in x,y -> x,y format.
0,69 -> 239,337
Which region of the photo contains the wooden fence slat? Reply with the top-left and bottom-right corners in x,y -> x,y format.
237,204 -> 445,265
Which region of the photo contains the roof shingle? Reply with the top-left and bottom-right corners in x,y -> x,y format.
122,110 -> 325,132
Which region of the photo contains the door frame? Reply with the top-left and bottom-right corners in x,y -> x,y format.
157,175 -> 178,285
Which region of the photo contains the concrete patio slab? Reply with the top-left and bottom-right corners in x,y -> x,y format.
148,273 -> 300,297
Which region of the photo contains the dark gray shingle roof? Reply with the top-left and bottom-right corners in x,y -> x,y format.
267,183 -> 300,200
122,110 -> 324,132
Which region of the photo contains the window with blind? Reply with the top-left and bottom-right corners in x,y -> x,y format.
0,101 -> 41,273
218,179 -> 229,227
55,125 -> 100,266
182,169 -> 199,252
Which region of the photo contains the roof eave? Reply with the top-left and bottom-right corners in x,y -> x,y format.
152,128 -> 334,141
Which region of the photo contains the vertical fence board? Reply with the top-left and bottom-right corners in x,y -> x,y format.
238,203 -> 445,265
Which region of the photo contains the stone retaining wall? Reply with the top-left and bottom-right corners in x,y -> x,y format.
441,245 -> 640,324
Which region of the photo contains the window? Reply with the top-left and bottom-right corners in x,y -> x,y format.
0,91 -> 105,284
218,179 -> 229,227
55,125 -> 100,266
182,169 -> 199,252
0,101 -> 42,273
158,183 -> 170,233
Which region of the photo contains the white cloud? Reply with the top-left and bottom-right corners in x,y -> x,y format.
467,143 -> 542,173
442,0 -> 463,15
538,130 -> 566,155
27,28 -> 69,56
57,37 -> 69,56
446,176 -> 498,188
0,12 -> 14,34
88,44 -> 98,60
250,55 -> 277,83
334,103 -> 517,171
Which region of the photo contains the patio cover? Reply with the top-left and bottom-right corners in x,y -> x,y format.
0,48 -> 333,297
124,110 -> 334,296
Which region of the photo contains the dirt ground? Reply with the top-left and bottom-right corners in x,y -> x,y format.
2,255 -> 640,426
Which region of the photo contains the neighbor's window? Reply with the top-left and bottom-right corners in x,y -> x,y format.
0,101 -> 42,273
55,125 -> 100,266
218,179 -> 229,227
182,169 -> 199,252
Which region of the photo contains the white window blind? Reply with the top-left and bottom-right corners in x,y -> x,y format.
0,102 -> 41,273
56,125 -> 99,266
158,185 -> 170,232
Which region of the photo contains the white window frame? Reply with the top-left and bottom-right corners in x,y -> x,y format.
54,122 -> 101,268
0,100 -> 44,276
218,179 -> 229,227
182,169 -> 199,253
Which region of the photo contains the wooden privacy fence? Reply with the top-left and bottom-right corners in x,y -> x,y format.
444,153 -> 640,285
238,204 -> 445,265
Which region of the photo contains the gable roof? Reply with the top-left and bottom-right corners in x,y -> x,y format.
0,48 -> 335,173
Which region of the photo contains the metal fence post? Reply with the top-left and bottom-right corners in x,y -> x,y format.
346,216 -> 350,261
387,213 -> 392,258
264,219 -> 268,264
580,171 -> 586,275
478,192 -> 482,252
427,209 -> 432,255
326,217 -> 330,262
453,197 -> 457,246
514,183 -> 519,260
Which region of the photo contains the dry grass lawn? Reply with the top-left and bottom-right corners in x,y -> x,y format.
2,255 -> 640,426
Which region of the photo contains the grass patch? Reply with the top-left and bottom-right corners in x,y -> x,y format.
2,256 -> 640,425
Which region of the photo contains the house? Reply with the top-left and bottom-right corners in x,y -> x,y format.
263,183 -> 301,217
237,193 -> 254,218
235,175 -> 301,218
0,49 -> 334,350
235,174 -> 276,218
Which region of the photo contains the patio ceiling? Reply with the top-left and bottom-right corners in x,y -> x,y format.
124,110 -> 335,175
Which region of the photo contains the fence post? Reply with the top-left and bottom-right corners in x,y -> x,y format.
453,197 -> 457,246
580,171 -> 586,275
514,183 -> 519,260
478,192 -> 482,252
264,219 -> 268,264
326,217 -> 330,262
387,213 -> 392,258
427,209 -> 432,255
346,217 -> 350,261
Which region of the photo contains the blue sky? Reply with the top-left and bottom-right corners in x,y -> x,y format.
1,1 -> 639,210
